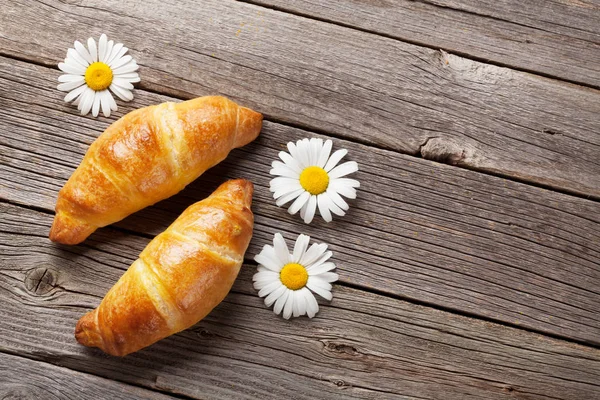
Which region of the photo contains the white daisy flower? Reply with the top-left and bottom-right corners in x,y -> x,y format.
57,34 -> 140,118
253,233 -> 339,319
270,138 -> 359,224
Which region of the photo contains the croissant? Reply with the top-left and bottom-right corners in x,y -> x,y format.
49,96 -> 262,245
75,179 -> 254,356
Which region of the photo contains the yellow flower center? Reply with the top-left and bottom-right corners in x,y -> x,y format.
299,166 -> 329,195
280,263 -> 308,290
84,62 -> 113,91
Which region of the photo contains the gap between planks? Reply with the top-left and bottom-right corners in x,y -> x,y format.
5,195 -> 598,352
2,0 -> 600,198
0,347 -> 187,400
234,0 -> 600,90
0,50 -> 597,204
2,56 -> 600,345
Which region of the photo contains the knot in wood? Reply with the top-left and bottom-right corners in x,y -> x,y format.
24,267 -> 58,296
325,341 -> 359,356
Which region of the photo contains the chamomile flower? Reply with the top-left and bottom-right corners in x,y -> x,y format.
253,233 -> 339,319
270,138 -> 359,224
57,34 -> 140,118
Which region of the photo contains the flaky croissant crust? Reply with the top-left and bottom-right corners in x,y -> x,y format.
75,179 -> 254,356
50,96 -> 262,244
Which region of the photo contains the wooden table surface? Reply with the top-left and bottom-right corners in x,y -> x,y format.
1,1 -> 600,399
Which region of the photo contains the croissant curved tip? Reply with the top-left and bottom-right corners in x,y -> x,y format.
218,179 -> 253,206
235,106 -> 263,148
49,212 -> 97,245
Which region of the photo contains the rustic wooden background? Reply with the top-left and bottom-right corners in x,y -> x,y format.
1,0 -> 599,399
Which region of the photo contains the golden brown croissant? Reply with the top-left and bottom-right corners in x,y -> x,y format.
50,96 -> 262,245
75,179 -> 254,356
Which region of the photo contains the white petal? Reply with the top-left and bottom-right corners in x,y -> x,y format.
292,291 -> 302,318
58,61 -> 85,75
274,290 -> 290,315
278,151 -> 302,173
271,161 -> 299,179
300,200 -> 308,221
324,149 -> 348,172
307,262 -> 337,276
273,233 -> 291,265
321,194 -> 345,216
64,84 -> 87,103
74,40 -> 93,64
287,141 -> 306,168
296,290 -> 307,316
301,243 -> 328,266
98,34 -> 108,63
292,234 -> 310,263
105,43 -> 124,65
67,48 -> 89,68
87,37 -> 98,62
91,94 -> 101,117
317,194 -> 332,223
295,139 -> 311,168
110,54 -> 133,70
304,289 -> 319,318
326,188 -> 349,211
80,88 -> 95,116
270,176 -> 299,189
109,83 -> 134,101
57,78 -> 85,92
99,90 -> 112,117
255,252 -> 282,272
303,195 -> 317,224
103,40 -> 114,63
329,161 -> 359,179
309,138 -> 321,165
252,271 -> 279,283
112,62 -> 139,75
308,276 -> 333,292
275,189 -> 304,207
331,177 -> 360,189
283,292 -> 294,319
58,74 -> 84,83
319,272 -> 339,283
108,91 -> 118,111
317,139 -> 333,168
264,285 -> 287,307
273,183 -> 303,199
258,280 -> 282,297
287,192 -> 310,215
307,278 -> 333,300
112,77 -> 134,90
307,251 -> 333,271
108,46 -> 130,67
330,182 -> 357,199
114,72 -> 140,83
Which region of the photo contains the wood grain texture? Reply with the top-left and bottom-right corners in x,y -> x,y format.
1,0 -> 600,197
247,0 -> 600,87
2,202 -> 600,400
0,352 -> 173,400
2,58 -> 600,345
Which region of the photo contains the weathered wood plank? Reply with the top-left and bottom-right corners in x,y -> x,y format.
1,0 -> 600,197
1,58 -> 600,345
247,0 -> 600,87
2,202 -> 600,400
0,352 -> 174,400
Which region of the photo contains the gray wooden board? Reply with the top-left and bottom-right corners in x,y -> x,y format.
1,0 -> 600,197
0,351 -> 174,399
2,202 -> 600,399
247,0 -> 600,87
2,58 -> 600,346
